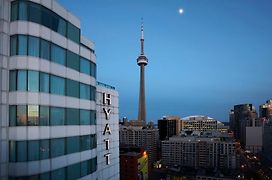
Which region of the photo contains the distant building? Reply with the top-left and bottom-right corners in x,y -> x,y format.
245,126 -> 262,153
158,116 -> 181,140
120,147 -> 148,180
120,126 -> 159,168
260,99 -> 272,119
230,104 -> 258,147
263,119 -> 272,164
161,131 -> 238,170
182,115 -> 219,132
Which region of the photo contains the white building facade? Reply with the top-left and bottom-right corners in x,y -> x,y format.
0,0 -> 119,179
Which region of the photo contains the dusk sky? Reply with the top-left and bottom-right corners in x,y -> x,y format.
59,0 -> 272,122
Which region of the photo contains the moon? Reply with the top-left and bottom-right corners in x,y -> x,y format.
179,8 -> 184,14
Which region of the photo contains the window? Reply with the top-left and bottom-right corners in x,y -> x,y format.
28,105 -> 39,126
66,108 -> 79,125
9,106 -> 16,126
10,36 -> 17,56
50,107 -> 65,125
66,79 -> 79,98
91,62 -> 96,78
50,138 -> 65,158
18,35 -> 27,55
28,36 -> 40,57
51,168 -> 66,180
9,70 -> 17,91
52,14 -> 66,37
50,75 -> 65,95
40,72 -> 49,93
90,157 -> 97,173
9,141 -> 16,162
17,105 -> 27,126
39,106 -> 49,126
28,71 -> 39,92
67,22 -> 80,43
28,2 -> 41,24
67,163 -> 80,180
90,86 -> 96,101
67,50 -> 79,71
17,141 -> 27,162
80,135 -> 90,151
91,110 -> 96,125
41,7 -> 51,29
17,70 -> 27,91
80,109 -> 90,125
57,18 -> 66,37
80,84 -> 90,100
66,136 -> 80,154
90,134 -> 96,149
80,58 -> 90,75
51,44 -> 66,65
11,1 -> 18,21
40,172 -> 50,180
40,39 -> 50,60
28,140 -> 39,161
18,1 -> 27,21
40,139 -> 49,160
80,161 -> 89,177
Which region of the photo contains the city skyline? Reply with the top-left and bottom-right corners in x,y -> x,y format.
59,0 -> 272,122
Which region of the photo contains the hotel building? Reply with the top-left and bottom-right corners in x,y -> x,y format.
0,0 -> 119,179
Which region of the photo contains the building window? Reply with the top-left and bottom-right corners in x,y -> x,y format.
9,106 -> 16,126
18,1 -> 27,21
66,79 -> 79,98
9,141 -> 16,162
28,71 -> 39,92
39,72 -> 49,93
18,35 -> 27,55
10,35 -> 17,56
67,163 -> 81,180
28,35 -> 40,57
40,39 -> 50,60
39,106 -> 49,126
17,70 -> 27,91
91,62 -> 96,78
51,168 -> 66,180
80,83 -> 90,100
17,141 -> 27,162
50,107 -> 65,125
80,135 -> 91,151
90,86 -> 96,101
50,75 -> 65,95
28,105 -> 39,126
17,105 -> 27,126
40,139 -> 50,160
9,71 -> 17,91
28,140 -> 39,161
51,44 -> 66,65
50,138 -> 65,158
66,136 -> 80,154
67,50 -> 79,71
80,58 -> 90,75
80,161 -> 89,177
80,109 -> 90,125
28,2 -> 41,24
11,1 -> 18,21
67,22 -> 80,43
66,108 -> 79,125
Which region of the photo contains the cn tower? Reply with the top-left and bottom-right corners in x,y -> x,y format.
137,21 -> 148,125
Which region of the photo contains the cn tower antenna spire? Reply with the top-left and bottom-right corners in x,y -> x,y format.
140,18 -> 145,55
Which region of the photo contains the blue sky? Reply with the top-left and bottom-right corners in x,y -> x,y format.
59,0 -> 272,122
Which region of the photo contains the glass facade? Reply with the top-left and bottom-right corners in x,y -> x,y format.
10,1 -> 81,43
9,158 -> 97,179
10,35 -> 96,78
9,105 -> 96,126
9,70 -> 96,100
9,135 -> 96,162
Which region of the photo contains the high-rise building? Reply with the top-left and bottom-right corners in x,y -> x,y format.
260,99 -> 272,119
137,21 -> 148,125
263,119 -> 272,165
182,115 -> 219,132
161,132 -> 238,170
230,104 -> 257,147
158,116 -> 180,140
0,0 -> 119,179
119,126 -> 158,168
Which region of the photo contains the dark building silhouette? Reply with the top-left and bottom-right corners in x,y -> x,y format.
260,99 -> 272,119
158,117 -> 178,140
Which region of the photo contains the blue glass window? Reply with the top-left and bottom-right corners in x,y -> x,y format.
50,107 -> 65,125
67,50 -> 79,71
66,79 -> 79,98
18,35 -> 27,55
18,1 -> 27,21
67,22 -> 80,43
80,135 -> 90,151
41,7 -> 51,29
11,1 -> 18,21
67,163 -> 80,180
17,105 -> 27,126
28,105 -> 39,126
66,136 -> 80,154
40,172 -> 50,180
39,106 -> 49,126
80,58 -> 90,75
91,111 -> 96,125
40,139 -> 49,160
28,140 -> 39,161
40,39 -> 50,60
9,70 -> 17,91
90,86 -> 96,101
9,105 -> 16,126
81,160 -> 90,177
51,167 -> 66,180
17,70 -> 27,91
50,138 -> 65,158
9,141 -> 16,162
51,44 -> 66,65
50,75 -> 65,95
10,36 -> 17,56
66,108 -> 79,125
28,36 -> 40,57
80,109 -> 90,125
17,141 -> 27,162
39,72 -> 49,93
91,62 -> 96,78
28,71 -> 39,92
28,2 -> 41,24
80,84 -> 90,100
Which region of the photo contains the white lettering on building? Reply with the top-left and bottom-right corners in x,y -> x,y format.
103,93 -> 112,165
